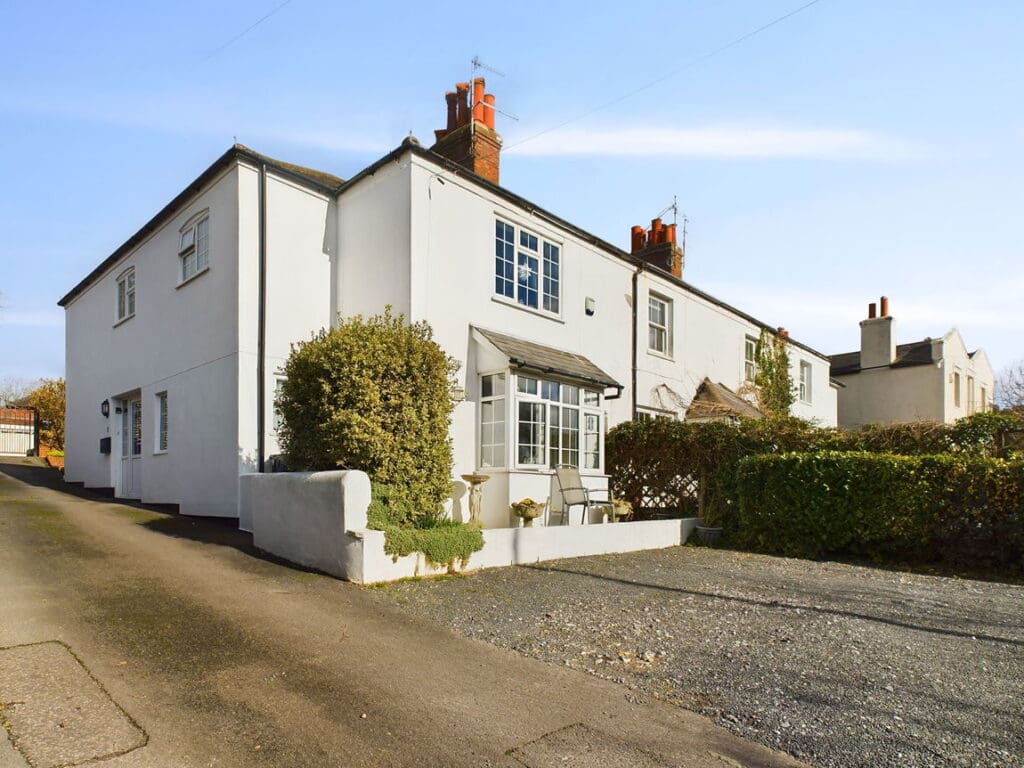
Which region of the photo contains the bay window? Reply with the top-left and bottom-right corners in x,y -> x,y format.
481,371 -> 602,471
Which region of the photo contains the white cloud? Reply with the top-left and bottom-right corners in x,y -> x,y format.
508,123 -> 921,160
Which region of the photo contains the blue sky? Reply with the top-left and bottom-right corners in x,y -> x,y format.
2,0 -> 1022,382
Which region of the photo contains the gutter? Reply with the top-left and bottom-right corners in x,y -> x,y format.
257,163 -> 267,473
630,265 -> 642,419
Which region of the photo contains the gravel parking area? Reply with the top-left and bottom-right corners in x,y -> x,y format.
375,546 -> 1023,768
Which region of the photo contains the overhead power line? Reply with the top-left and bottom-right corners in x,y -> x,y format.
503,0 -> 827,153
202,0 -> 296,62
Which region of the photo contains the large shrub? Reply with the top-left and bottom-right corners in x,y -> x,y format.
276,309 -> 459,522
733,452 -> 1024,567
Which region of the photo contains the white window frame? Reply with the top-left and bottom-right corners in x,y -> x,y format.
155,391 -> 168,453
799,361 -> 813,404
511,373 -> 603,472
494,218 -> 561,318
744,336 -> 758,381
115,267 -> 136,323
478,372 -> 507,469
648,293 -> 672,357
178,212 -> 210,286
272,377 -> 286,433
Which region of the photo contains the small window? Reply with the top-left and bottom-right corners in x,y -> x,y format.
648,294 -> 672,355
967,375 -> 975,414
799,361 -> 812,404
744,336 -> 758,381
953,372 -> 962,408
116,268 -> 136,322
980,386 -> 987,413
179,215 -> 210,283
155,392 -> 168,452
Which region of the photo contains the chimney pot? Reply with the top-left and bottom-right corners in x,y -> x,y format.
630,225 -> 646,252
483,93 -> 496,130
455,82 -> 469,126
665,223 -> 677,245
472,78 -> 486,124
880,295 -> 890,317
445,91 -> 458,131
778,327 -> 789,338
868,302 -> 877,319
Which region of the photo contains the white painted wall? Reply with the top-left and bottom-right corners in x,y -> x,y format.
403,155 -> 634,525
64,165 -> 242,516
634,271 -> 837,426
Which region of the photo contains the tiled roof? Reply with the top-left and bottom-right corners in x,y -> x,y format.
474,328 -> 621,389
830,339 -> 936,376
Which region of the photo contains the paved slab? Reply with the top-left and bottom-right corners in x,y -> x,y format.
0,461 -> 807,767
0,641 -> 146,767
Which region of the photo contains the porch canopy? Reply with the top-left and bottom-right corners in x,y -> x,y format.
472,327 -> 622,394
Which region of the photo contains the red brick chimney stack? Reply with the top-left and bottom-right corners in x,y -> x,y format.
430,78 -> 502,185
628,219 -> 684,278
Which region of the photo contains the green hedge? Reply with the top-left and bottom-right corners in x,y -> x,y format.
733,452 -> 1024,567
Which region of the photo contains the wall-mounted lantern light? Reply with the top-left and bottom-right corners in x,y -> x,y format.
449,385 -> 466,403
100,399 -> 110,418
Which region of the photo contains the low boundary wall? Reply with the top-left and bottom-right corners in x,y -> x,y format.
240,471 -> 698,585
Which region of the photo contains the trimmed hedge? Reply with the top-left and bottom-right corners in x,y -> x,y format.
733,452 -> 1024,567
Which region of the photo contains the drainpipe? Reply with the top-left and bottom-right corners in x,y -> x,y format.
257,163 -> 267,473
631,264 -> 641,420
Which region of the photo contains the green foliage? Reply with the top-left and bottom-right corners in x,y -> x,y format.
365,481 -> 484,571
733,452 -> 1024,567
27,378 -> 65,451
753,329 -> 795,416
276,309 -> 459,520
375,517 -> 484,572
607,410 -> 1024,525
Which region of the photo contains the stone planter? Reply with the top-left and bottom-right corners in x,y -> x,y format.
511,502 -> 545,528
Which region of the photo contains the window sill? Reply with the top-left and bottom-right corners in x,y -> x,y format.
646,348 -> 674,362
112,313 -> 135,328
491,295 -> 564,324
176,266 -> 210,290
153,450 -> 168,456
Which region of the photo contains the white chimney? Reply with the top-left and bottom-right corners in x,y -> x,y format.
859,295 -> 895,369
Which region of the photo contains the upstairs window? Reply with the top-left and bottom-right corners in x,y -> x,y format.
799,361 -> 813,403
953,371 -> 962,408
179,215 -> 210,284
648,294 -> 672,356
116,267 -> 136,322
744,336 -> 758,381
494,219 -> 560,315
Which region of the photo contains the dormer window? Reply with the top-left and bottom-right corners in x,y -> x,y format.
179,214 -> 209,284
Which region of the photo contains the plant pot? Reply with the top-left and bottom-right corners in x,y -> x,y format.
696,526 -> 723,545
512,503 -> 544,527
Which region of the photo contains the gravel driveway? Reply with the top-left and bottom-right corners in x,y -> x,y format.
374,546 -> 1023,768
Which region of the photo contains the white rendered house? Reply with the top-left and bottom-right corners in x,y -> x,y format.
60,81 -> 837,525
830,297 -> 994,427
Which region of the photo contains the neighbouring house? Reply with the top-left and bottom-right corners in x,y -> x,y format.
60,80 -> 837,526
829,297 -> 994,428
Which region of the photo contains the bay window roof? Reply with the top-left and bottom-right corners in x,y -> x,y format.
473,327 -> 621,390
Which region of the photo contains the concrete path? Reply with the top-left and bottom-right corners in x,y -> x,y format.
0,460 -> 806,768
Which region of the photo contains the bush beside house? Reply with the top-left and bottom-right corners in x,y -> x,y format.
276,310 -> 482,569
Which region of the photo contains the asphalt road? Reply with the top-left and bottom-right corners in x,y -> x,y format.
0,459 -> 803,768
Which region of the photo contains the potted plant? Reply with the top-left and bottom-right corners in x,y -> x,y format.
510,498 -> 545,527
612,499 -> 633,522
696,505 -> 723,545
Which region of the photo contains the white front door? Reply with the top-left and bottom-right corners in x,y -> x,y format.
119,397 -> 142,498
